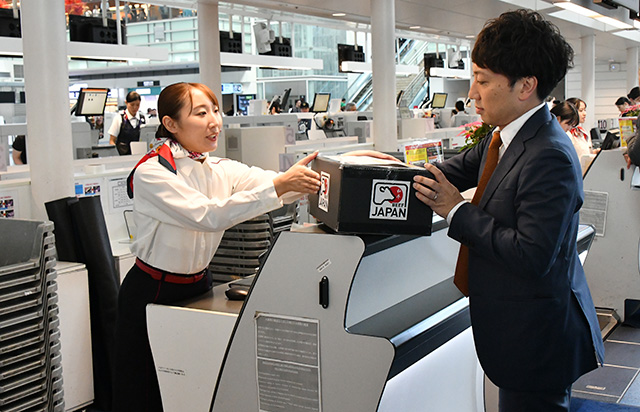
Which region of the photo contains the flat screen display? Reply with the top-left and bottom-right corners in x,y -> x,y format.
311,93 -> 331,113
236,94 -> 256,116
431,93 -> 448,109
75,88 -> 109,116
281,88 -> 291,110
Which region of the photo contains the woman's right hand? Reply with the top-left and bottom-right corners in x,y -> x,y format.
273,151 -> 321,197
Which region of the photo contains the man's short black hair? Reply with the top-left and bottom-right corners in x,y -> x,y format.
628,87 -> 640,101
472,9 -> 574,101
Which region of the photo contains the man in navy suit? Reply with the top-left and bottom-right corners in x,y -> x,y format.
413,9 -> 604,412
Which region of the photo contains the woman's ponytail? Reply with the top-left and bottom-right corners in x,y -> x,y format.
155,123 -> 172,140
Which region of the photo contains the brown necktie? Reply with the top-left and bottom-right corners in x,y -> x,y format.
453,131 -> 502,296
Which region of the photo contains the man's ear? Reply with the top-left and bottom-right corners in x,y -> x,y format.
519,76 -> 538,101
162,115 -> 178,133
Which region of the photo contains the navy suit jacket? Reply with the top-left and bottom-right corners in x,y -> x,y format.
439,106 -> 605,391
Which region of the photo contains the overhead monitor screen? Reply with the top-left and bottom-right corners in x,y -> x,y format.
75,88 -> 109,116
431,93 -> 448,109
311,93 -> 331,113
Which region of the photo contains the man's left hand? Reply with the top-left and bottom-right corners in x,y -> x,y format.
413,163 -> 464,218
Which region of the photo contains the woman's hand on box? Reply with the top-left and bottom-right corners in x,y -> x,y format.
273,151 -> 321,197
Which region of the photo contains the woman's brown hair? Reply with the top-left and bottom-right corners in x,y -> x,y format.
155,82 -> 219,139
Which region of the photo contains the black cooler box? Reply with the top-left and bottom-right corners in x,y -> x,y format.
308,155 -> 434,235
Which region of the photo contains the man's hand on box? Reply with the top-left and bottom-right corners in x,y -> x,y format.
413,163 -> 463,218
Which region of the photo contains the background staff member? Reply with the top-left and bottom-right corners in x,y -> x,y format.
113,82 -> 395,410
413,10 -> 604,412
109,91 -> 146,155
550,101 -> 579,133
11,135 -> 27,164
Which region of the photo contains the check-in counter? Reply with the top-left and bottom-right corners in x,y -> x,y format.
147,217 -> 598,412
581,149 -> 640,324
147,219 -> 489,411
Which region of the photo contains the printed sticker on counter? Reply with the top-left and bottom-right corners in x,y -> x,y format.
369,179 -> 409,220
318,172 -> 330,212
0,193 -> 16,219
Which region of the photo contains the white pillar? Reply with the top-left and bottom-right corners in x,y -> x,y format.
581,35 -> 596,130
627,47 -> 639,91
197,0 -> 223,156
21,0 -> 74,220
370,0 -> 397,152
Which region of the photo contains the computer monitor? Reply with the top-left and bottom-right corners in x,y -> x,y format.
431,93 -> 448,109
599,131 -> 620,151
281,88 -> 291,110
311,93 -> 331,113
0,91 -> 14,104
236,94 -> 256,116
74,88 -> 109,117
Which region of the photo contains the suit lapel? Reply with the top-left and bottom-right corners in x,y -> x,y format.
478,106 -> 551,208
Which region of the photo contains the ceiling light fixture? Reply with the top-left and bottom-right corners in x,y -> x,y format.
221,52 -> 323,70
555,1 -> 601,17
340,61 -> 419,75
594,14 -> 633,28
553,0 -> 634,30
332,13 -> 346,17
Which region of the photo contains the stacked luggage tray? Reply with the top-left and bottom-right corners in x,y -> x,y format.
209,208 -> 295,283
0,219 -> 64,412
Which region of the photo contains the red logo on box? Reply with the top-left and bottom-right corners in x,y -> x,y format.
370,180 -> 409,220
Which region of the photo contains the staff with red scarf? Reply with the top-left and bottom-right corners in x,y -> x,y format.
566,97 -> 598,172
113,82 -> 396,410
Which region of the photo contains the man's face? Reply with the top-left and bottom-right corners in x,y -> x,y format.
468,63 -> 527,129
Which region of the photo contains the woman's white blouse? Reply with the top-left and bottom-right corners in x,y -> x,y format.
131,154 -> 294,274
567,129 -> 592,160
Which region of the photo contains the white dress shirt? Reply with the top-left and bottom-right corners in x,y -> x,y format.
108,109 -> 142,137
446,102 -> 546,223
131,143 -> 298,274
567,127 -> 592,160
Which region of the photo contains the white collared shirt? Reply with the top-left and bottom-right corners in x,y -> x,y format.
130,143 -> 298,274
108,109 -> 143,137
446,102 -> 546,224
494,102 -> 546,160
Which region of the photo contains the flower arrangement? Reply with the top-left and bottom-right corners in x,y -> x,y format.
458,121 -> 492,152
621,104 -> 640,117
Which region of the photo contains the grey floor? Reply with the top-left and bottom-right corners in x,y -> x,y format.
572,325 -> 640,407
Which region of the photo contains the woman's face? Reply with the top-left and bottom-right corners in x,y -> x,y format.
557,117 -> 573,132
126,99 -> 141,115
165,88 -> 222,153
617,102 -> 630,114
576,101 -> 587,124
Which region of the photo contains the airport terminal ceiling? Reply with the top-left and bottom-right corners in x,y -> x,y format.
150,0 -> 640,63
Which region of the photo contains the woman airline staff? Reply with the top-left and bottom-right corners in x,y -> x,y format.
109,91 -> 146,155
113,82 -> 395,410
